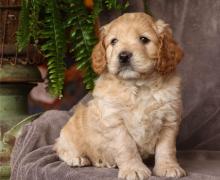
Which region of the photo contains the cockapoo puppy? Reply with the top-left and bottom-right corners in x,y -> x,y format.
54,13 -> 186,180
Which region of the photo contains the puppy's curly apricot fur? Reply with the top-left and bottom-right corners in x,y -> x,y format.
54,13 -> 186,180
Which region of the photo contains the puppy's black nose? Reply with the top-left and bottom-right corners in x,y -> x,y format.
119,51 -> 132,64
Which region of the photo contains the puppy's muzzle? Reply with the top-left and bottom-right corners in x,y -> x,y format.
118,51 -> 133,65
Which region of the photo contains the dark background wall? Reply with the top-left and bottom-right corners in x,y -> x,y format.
146,0 -> 220,150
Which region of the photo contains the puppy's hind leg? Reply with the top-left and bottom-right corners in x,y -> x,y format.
54,132 -> 91,167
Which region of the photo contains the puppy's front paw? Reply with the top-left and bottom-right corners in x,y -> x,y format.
118,162 -> 151,180
153,163 -> 186,178
64,156 -> 91,167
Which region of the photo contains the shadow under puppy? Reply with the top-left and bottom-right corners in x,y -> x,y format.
54,13 -> 186,180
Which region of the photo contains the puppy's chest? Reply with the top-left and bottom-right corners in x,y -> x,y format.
122,88 -> 167,154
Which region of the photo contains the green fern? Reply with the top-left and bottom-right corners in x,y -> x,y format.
17,0 -> 129,97
40,0 -> 66,98
16,0 -> 30,52
29,0 -> 42,43
17,0 -> 42,50
66,0 -> 129,90
66,1 -> 97,89
90,0 -> 103,22
105,0 -> 129,10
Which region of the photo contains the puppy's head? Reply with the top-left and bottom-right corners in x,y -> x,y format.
92,13 -> 183,79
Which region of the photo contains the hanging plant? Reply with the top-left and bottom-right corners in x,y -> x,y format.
16,0 -> 129,98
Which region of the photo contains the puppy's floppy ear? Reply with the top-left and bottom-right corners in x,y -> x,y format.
155,20 -> 184,74
92,27 -> 107,74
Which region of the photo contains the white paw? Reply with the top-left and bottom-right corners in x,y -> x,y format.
118,162 -> 151,180
65,156 -> 91,167
94,159 -> 117,168
153,163 -> 186,177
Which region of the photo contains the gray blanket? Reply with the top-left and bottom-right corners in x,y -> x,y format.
10,107 -> 220,180
10,0 -> 220,179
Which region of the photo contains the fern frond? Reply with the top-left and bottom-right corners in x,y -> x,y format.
16,0 -> 30,52
67,1 -> 97,90
16,0 -> 129,97
29,0 -> 42,43
90,0 -> 103,23
40,0 -> 66,98
66,0 -> 129,90
104,0 -> 129,10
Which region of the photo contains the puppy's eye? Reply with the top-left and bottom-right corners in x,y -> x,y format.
139,36 -> 150,44
110,38 -> 118,46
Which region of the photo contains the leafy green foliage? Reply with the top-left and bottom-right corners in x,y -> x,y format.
66,0 -> 128,89
66,1 -> 97,89
29,0 -> 42,42
16,0 -> 30,52
105,0 -> 129,10
40,0 -> 66,98
17,0 -> 129,97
